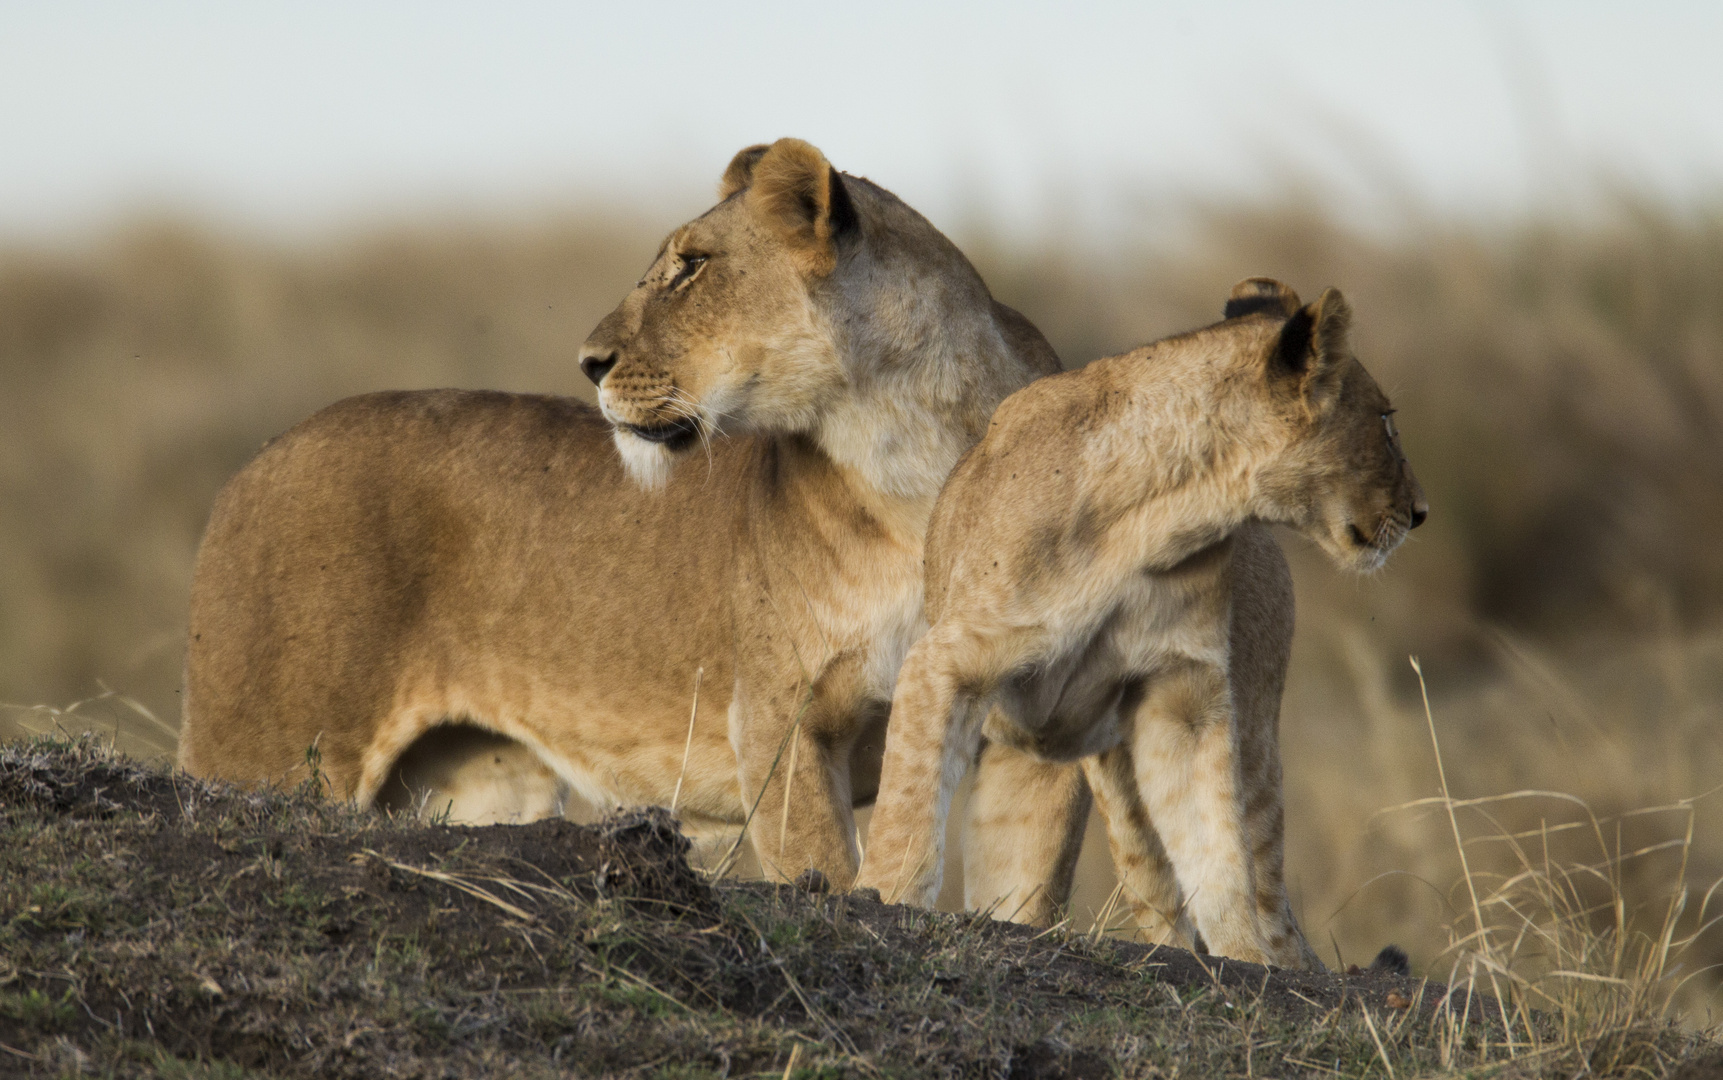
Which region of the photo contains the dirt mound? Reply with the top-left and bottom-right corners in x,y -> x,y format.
0,738 -> 1707,1078
0,737 -> 189,820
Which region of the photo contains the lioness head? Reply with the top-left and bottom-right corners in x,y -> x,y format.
1225,278 -> 1428,572
577,138 -> 863,489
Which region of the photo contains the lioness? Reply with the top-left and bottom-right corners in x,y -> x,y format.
180,139 -> 1070,886
856,279 -> 1427,968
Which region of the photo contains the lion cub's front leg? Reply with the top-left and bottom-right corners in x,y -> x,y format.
856,624 -> 1004,906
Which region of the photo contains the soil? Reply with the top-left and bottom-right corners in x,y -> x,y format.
0,737 -> 1707,1078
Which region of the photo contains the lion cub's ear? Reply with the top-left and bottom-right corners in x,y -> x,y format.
1271,287 -> 1352,416
1225,278 -> 1301,320
741,138 -> 860,277
719,144 -> 772,200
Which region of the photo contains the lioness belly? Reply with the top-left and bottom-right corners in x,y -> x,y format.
377,725 -> 569,824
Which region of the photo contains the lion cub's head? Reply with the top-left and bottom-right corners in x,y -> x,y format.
1225,278 -> 1428,572
577,138 -> 859,488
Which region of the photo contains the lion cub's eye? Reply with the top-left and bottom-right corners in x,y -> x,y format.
1381,410 -> 1409,467
667,254 -> 708,290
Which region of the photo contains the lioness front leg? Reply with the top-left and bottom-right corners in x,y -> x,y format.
1129,658 -> 1279,966
961,738 -> 1090,926
733,698 -> 862,886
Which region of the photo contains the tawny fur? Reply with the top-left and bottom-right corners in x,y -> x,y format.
856,279 -> 1428,968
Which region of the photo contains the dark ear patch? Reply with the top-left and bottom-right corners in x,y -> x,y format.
1225,277 -> 1302,320
1272,305 -> 1315,376
1226,293 -> 1288,320
718,144 -> 772,200
828,168 -> 860,239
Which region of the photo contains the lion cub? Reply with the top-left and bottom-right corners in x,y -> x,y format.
857,279 -> 1426,969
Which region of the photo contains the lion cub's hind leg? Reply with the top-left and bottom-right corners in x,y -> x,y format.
1081,747 -> 1196,947
376,724 -> 569,825
961,738 -> 1090,926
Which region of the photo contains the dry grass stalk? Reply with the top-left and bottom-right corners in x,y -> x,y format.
670,666 -> 703,816
1402,657 -> 1718,1074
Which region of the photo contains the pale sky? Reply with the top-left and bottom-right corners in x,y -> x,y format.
3,1 -> 1721,239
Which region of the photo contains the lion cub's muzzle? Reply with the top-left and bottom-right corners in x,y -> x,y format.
1350,475 -> 1428,567
1399,469 -> 1429,536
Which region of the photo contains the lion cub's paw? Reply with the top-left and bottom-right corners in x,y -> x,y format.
1359,944 -> 1410,976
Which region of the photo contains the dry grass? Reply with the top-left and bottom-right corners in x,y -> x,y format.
5,186 -> 1723,1034
1400,657 -> 1719,1073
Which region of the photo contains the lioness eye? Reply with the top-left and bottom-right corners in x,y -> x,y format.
668,254 -> 708,290
1381,411 -> 1398,441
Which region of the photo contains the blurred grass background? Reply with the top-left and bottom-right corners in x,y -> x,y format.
3,187 -> 1721,1010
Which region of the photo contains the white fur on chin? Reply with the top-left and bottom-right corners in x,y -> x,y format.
613,429 -> 675,491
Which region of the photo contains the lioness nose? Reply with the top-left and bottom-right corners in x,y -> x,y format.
1410,497 -> 1429,529
580,350 -> 617,388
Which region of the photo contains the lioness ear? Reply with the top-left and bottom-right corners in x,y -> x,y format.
718,144 -> 771,200
1225,277 -> 1301,320
1271,287 -> 1351,414
743,138 -> 860,277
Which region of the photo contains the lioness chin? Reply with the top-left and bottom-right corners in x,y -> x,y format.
857,279 -> 1427,969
